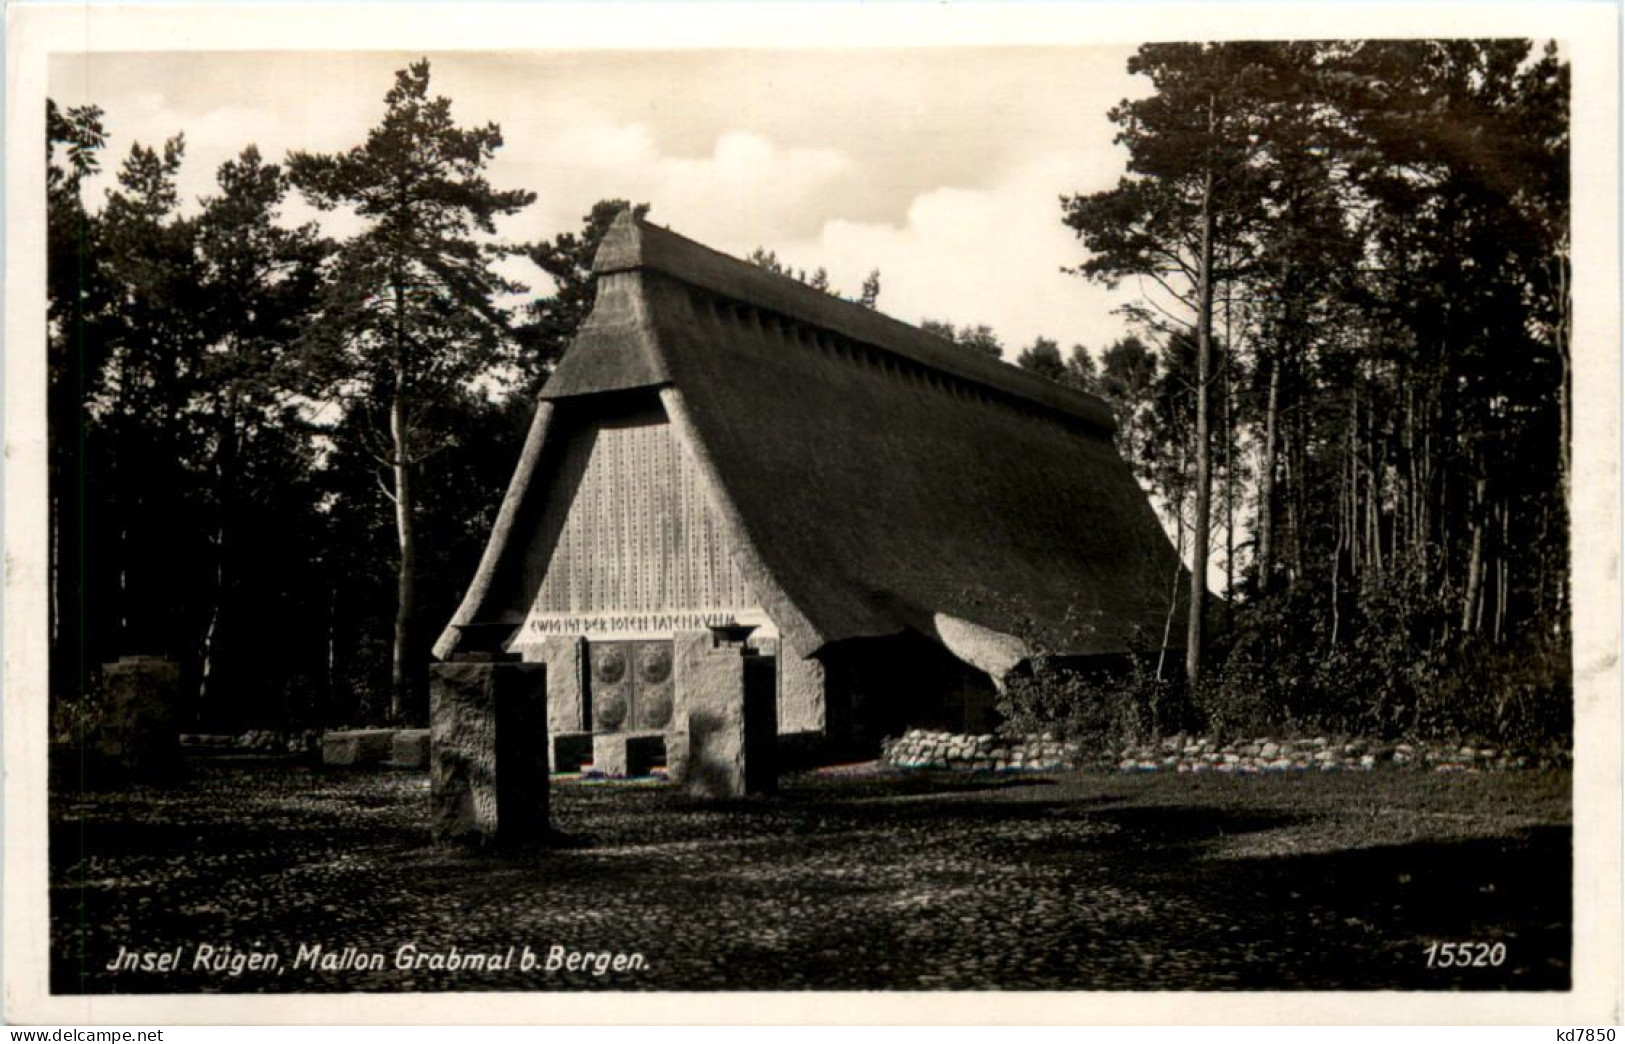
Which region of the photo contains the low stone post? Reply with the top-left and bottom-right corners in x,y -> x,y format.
429,658 -> 549,847
97,656 -> 181,780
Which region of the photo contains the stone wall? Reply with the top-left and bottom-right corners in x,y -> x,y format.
881,729 -> 1076,771
882,729 -> 1556,774
1105,735 -> 1545,773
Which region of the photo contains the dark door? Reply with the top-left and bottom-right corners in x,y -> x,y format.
743,652 -> 778,792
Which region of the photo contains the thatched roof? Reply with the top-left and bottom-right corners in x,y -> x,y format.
435,212 -> 1184,667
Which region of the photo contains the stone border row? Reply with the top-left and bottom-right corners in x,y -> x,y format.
881,729 -> 1565,774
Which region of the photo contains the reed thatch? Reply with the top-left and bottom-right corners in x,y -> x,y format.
435,212 -> 1184,665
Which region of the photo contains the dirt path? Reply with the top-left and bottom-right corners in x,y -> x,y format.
50,763 -> 1571,992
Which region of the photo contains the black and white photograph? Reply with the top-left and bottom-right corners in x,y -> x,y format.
6,1 -> 1619,1026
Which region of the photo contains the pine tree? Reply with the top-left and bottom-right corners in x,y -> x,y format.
288,59 -> 535,722
1063,43 -> 1275,686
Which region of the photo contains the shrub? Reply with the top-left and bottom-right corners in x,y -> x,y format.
996,644 -> 1187,755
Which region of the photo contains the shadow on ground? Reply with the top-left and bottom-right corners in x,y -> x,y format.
49,763 -> 1570,992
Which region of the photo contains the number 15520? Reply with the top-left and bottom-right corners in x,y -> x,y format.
1425,941 -> 1506,968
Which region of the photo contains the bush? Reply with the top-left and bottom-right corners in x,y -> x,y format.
996,646 -> 1187,755
1197,546 -> 1572,748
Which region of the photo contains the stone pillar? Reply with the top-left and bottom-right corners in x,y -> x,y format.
429,659 -> 548,847
777,646 -> 827,735
543,637 -> 591,772
542,637 -> 585,733
673,632 -> 750,797
97,656 -> 180,780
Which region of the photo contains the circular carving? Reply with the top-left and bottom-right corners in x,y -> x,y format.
640,686 -> 673,729
594,648 -> 627,684
638,644 -> 672,684
595,693 -> 628,730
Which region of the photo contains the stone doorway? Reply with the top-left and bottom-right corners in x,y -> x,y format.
588,639 -> 675,734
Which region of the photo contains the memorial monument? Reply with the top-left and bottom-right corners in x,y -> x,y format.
434,211 -> 1182,796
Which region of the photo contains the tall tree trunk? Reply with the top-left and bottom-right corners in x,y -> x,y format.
389,364 -> 417,725
1496,501 -> 1508,643
1222,297 -> 1235,613
1366,383 -> 1384,576
1185,163 -> 1216,688
198,389 -> 240,718
118,518 -> 131,653
1461,475 -> 1486,635
1258,356 -> 1279,594
1348,390 -> 1360,577
1555,256 -> 1571,518
1158,504 -> 1187,683
388,271 -> 417,725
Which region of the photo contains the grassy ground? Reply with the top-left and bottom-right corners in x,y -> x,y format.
50,761 -> 1570,992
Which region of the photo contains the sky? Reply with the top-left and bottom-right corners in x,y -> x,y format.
49,47 -> 1154,359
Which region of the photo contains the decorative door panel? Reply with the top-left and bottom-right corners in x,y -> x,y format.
589,642 -> 632,732
590,640 -> 674,733
635,642 -> 674,730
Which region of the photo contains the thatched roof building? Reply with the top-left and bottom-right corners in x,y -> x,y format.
436,212 -> 1182,759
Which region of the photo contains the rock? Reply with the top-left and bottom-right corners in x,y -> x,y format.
1260,742 -> 1280,758
1118,758 -> 1137,771
96,657 -> 182,779
1267,758 -> 1292,771
322,729 -> 396,767
390,729 -> 430,768
429,660 -> 549,847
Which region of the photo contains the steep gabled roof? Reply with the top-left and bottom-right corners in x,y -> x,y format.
436,212 -> 1184,665
544,214 -> 1117,435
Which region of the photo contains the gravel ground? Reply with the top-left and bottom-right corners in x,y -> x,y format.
50,761 -> 1570,993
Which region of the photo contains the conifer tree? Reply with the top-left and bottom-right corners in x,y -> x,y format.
289,60 -> 535,721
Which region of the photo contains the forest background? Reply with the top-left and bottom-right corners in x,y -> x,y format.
44,40 -> 1572,751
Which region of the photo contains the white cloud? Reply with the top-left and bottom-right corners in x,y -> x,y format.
52,50 -> 1151,352
496,121 -> 858,254
757,150 -> 1137,358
